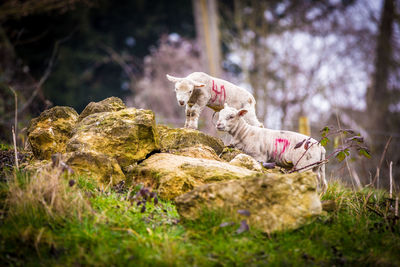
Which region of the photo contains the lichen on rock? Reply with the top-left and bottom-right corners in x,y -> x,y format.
219,146 -> 244,162
175,170 -> 322,233
169,144 -> 222,161
27,106 -> 79,160
78,97 -> 126,121
65,151 -> 125,186
134,153 -> 261,200
157,125 -> 224,155
229,153 -> 262,171
67,108 -> 159,171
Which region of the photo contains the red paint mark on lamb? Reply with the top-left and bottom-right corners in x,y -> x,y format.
273,138 -> 290,159
211,80 -> 226,104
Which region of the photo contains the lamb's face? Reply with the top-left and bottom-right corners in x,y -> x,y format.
174,80 -> 194,106
216,105 -> 245,132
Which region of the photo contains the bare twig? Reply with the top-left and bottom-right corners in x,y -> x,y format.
9,86 -> 18,139
12,127 -> 19,169
395,197 -> 399,217
289,142 -> 363,174
336,113 -> 361,189
289,159 -> 329,173
18,33 -> 74,115
371,136 -> 392,187
292,137 -> 314,170
389,161 -> 393,199
100,44 -> 139,83
9,86 -> 19,169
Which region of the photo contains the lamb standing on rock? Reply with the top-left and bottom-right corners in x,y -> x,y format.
166,72 -> 263,129
216,103 -> 327,192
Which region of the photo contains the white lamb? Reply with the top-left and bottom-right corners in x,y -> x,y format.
216,103 -> 327,192
166,72 -> 263,129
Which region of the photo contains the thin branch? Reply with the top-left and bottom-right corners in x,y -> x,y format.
100,44 -> 138,83
17,32 -> 74,115
336,113 -> 361,189
9,86 -> 18,137
12,127 -> 19,169
389,161 -> 393,199
371,136 -> 392,187
292,137 -> 314,170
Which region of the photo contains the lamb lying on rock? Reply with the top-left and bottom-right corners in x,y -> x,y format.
216,103 -> 327,192
166,72 -> 263,129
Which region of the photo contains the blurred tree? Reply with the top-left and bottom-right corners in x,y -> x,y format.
219,0 -> 358,129
0,0 -> 89,143
365,0 -> 399,186
219,0 -> 400,185
125,34 -> 208,129
0,0 -> 195,143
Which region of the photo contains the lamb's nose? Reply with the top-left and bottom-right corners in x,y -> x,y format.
179,101 -> 185,106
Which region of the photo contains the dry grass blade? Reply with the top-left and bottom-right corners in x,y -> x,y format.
371,136 -> 392,187
389,161 -> 393,199
9,86 -> 19,170
7,167 -> 92,222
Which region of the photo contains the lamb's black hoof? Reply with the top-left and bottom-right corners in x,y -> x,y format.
262,162 -> 276,169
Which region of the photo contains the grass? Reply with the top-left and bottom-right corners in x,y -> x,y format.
0,168 -> 399,266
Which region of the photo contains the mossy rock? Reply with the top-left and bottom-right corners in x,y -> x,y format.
157,125 -> 224,155
219,146 -> 244,161
134,153 -> 261,200
168,144 -> 222,161
78,97 -> 126,121
65,151 -> 125,187
27,106 -> 79,160
67,108 -> 159,170
229,153 -> 262,171
175,171 -> 322,233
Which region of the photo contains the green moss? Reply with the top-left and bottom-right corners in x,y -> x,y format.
157,125 -> 224,154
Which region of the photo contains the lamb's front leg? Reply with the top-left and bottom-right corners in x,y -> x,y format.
185,103 -> 205,129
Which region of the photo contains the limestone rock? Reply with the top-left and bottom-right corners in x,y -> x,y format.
134,153 -> 261,200
67,108 -> 159,170
27,106 -> 79,160
65,151 -> 125,186
219,146 -> 244,162
169,144 -> 221,161
229,153 -> 262,171
78,97 -> 126,121
175,171 -> 322,233
157,125 -> 224,154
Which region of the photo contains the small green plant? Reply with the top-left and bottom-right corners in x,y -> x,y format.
0,143 -> 11,151
290,126 -> 371,173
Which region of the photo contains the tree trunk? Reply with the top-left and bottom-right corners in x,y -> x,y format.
366,0 -> 394,132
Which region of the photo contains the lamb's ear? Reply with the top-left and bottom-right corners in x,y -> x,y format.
237,109 -> 248,117
188,79 -> 205,88
166,74 -> 183,83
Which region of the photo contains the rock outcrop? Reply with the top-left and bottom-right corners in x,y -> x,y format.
67,108 -> 159,171
24,97 -> 323,233
157,125 -> 224,155
78,97 -> 126,121
65,151 -> 125,186
175,170 -> 322,233
219,146 -> 244,162
27,106 -> 78,160
229,153 -> 262,171
133,153 -> 261,200
168,144 -> 221,161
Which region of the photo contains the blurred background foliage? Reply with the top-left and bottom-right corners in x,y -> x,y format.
0,0 -> 399,186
